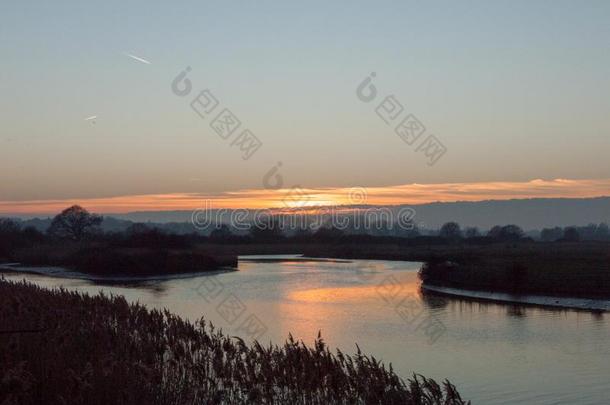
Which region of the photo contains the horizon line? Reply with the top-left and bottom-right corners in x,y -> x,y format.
2,178 -> 610,216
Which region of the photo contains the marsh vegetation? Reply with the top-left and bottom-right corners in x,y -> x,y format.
0,279 -> 469,404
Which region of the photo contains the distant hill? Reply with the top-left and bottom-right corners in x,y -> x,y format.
6,196 -> 610,232
107,197 -> 610,230
398,197 -> 610,229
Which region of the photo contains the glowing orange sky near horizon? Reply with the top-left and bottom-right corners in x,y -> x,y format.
1,178 -> 609,215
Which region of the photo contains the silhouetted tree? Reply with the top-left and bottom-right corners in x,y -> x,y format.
290,228 -> 313,241
499,225 -> 524,241
47,206 -> 103,241
488,225 -> 524,241
540,227 -> 563,242
313,226 -> 345,240
563,227 -> 580,242
22,226 -> 44,243
402,226 -> 421,238
464,227 -> 480,238
0,218 -> 20,234
579,223 -> 598,240
0,219 -> 21,257
439,222 -> 461,239
487,225 -> 502,239
210,225 -> 234,240
126,223 -> 151,235
594,223 -> 610,240
249,224 -> 284,241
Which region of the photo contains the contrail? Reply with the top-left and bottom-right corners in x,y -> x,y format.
84,115 -> 97,121
123,52 -> 151,65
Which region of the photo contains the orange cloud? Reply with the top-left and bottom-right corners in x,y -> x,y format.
1,178 -> 609,215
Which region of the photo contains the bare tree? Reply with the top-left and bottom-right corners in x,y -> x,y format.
440,222 -> 462,239
488,224 -> 524,241
47,205 -> 103,240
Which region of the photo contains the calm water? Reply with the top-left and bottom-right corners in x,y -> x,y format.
3,255 -> 609,404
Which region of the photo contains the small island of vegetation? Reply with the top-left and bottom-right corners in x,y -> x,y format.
0,206 -> 236,277
298,222 -> 610,301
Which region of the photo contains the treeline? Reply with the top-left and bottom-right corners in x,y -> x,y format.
2,206 -> 606,263
1,215 -> 532,262
539,223 -> 610,242
0,218 -> 46,259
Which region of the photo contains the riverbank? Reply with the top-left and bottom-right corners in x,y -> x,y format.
0,279 -> 469,405
421,284 -> 610,312
0,262 -> 237,282
10,243 -> 237,277
416,242 -> 610,299
296,241 -> 610,299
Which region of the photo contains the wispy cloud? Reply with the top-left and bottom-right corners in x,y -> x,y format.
2,178 -> 610,215
122,52 -> 151,65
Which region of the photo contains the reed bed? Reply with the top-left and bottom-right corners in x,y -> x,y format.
0,279 -> 469,404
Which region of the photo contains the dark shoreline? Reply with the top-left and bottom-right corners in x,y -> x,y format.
420,284 -> 610,312
0,262 -> 238,282
9,243 -> 238,277
6,240 -> 610,302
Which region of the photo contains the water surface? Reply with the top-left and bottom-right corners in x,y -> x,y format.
2,255 -> 609,405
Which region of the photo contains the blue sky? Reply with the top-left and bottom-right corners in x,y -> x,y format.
1,1 -> 609,207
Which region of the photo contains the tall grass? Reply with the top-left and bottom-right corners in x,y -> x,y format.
0,279 -> 469,404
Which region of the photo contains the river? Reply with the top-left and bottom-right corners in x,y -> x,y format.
2,255 -> 609,404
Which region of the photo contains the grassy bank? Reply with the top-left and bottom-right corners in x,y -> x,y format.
418,242 -> 610,299
10,243 -> 237,276
0,280 -> 469,404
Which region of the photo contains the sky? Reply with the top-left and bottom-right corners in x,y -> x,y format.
1,1 -> 609,214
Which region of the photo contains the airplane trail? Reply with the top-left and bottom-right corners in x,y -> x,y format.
123,52 -> 151,65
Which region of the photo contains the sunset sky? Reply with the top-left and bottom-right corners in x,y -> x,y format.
1,1 -> 609,215
2,178 -> 609,215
